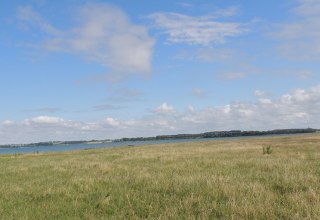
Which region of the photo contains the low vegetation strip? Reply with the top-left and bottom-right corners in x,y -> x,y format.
0,134 -> 319,219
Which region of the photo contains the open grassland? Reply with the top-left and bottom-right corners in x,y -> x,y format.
0,135 -> 320,219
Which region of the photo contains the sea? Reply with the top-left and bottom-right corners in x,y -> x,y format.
0,134 -> 306,155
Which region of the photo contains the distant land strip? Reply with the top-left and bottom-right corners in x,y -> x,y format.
1,128 -> 318,148
114,128 -> 319,142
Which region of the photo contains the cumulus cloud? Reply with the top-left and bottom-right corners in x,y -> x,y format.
147,10 -> 248,46
17,4 -> 155,79
274,0 -> 320,60
178,86 -> 320,131
1,116 -> 109,144
1,85 -> 320,145
105,117 -> 121,127
153,103 -> 176,115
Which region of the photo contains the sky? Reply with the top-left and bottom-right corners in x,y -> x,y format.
1,0 -> 320,144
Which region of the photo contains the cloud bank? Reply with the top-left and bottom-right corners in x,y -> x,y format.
1,85 -> 319,145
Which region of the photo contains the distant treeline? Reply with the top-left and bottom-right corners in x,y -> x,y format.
114,128 -> 318,142
1,128 -> 318,148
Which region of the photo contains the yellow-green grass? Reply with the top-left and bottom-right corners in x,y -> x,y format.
0,135 -> 320,219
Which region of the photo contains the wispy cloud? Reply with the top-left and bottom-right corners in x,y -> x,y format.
106,88 -> 144,103
75,88 -> 144,113
175,48 -> 236,62
17,5 -> 60,35
16,3 -> 155,79
176,2 -> 194,8
92,104 -> 125,111
147,9 -> 248,46
273,0 -> 320,60
217,72 -> 246,80
192,88 -> 208,98
270,69 -> 316,80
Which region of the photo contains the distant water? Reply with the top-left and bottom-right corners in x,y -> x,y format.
0,134 -> 306,155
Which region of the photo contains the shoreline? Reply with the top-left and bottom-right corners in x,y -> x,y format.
0,132 -> 318,155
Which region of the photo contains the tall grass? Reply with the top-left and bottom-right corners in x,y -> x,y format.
0,135 -> 319,219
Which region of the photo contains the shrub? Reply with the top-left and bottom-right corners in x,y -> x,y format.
262,145 -> 273,155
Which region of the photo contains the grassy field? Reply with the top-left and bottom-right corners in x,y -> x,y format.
0,134 -> 319,219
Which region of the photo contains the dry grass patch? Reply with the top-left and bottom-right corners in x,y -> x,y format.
0,134 -> 320,219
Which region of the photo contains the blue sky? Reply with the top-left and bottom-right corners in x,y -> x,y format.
1,0 -> 320,144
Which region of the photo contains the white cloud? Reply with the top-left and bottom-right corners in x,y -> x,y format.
177,86 -> 320,130
1,120 -> 14,125
17,4 -> 155,79
105,117 -> 121,127
1,85 -> 320,145
147,11 -> 248,46
25,116 -> 65,124
274,0 -> 320,60
153,103 -> 176,115
187,105 -> 195,112
258,98 -> 272,105
254,90 -> 266,97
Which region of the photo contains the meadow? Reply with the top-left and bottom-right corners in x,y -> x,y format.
0,134 -> 319,219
